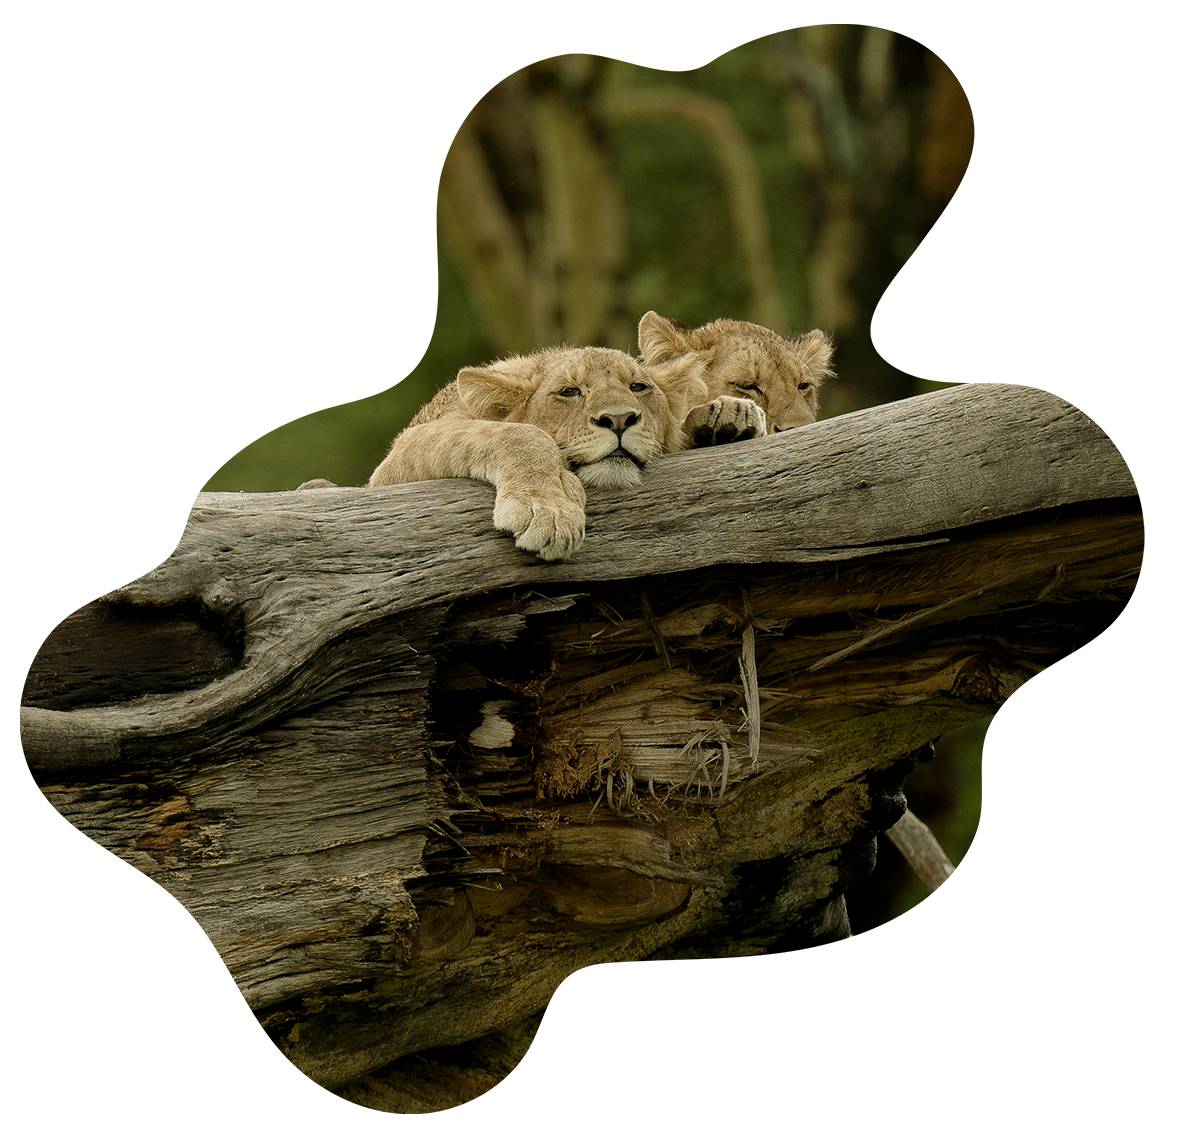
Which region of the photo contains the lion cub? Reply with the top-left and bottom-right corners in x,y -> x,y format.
638,312 -> 834,446
368,345 -> 706,562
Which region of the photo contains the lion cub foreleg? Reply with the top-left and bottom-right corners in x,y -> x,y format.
368,417 -> 587,561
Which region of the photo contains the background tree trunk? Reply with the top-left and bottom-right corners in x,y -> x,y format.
23,383 -> 1140,1113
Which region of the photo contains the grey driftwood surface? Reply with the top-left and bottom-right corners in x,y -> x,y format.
23,383 -> 1141,1113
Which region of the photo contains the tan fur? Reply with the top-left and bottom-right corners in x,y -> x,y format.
368,345 -> 707,561
638,312 -> 835,446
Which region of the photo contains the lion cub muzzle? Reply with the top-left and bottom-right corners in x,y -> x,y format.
571,405 -> 649,489
591,410 -> 645,465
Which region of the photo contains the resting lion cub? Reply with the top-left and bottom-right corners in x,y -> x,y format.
638,311 -> 834,445
367,345 -> 706,561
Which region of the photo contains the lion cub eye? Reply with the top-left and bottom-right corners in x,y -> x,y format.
557,387 -> 582,398
798,381 -> 812,392
735,382 -> 763,397
629,382 -> 649,393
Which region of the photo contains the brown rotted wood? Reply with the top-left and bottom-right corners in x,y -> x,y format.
19,382 -> 1141,1108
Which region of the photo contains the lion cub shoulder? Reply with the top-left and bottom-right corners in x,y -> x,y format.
368,343 -> 705,561
639,312 -> 834,446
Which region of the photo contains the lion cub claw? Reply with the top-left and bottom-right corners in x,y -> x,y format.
684,395 -> 768,447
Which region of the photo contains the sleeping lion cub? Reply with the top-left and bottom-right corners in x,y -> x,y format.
367,344 -> 706,561
638,311 -> 834,445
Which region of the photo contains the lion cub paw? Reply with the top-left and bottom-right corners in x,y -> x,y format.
684,396 -> 768,447
492,470 -> 587,561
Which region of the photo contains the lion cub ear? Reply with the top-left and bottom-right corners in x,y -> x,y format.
456,358 -> 538,420
638,311 -> 694,365
794,329 -> 836,385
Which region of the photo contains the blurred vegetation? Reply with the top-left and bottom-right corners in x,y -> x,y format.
203,25 -> 980,929
205,24 -> 972,493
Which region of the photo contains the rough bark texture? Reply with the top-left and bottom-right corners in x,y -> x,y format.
22,383 -> 1140,1113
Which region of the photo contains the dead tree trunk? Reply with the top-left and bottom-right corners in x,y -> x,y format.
22,383 -> 1141,1113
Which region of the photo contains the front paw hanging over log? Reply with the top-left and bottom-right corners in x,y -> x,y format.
492,467 -> 587,562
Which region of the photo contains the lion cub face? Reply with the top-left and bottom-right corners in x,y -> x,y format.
457,346 -> 706,490
639,312 -> 834,435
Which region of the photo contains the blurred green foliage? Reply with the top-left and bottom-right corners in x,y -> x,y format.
204,26 -> 971,492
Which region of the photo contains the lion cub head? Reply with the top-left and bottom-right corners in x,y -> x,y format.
456,345 -> 707,489
638,312 -> 834,432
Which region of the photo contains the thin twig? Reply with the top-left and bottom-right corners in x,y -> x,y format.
639,591 -> 673,671
807,589 -> 986,672
886,809 -> 955,892
739,588 -> 761,769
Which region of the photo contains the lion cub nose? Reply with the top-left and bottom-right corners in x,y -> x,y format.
594,411 -> 640,436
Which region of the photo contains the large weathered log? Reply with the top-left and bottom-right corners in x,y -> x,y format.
22,383 -> 1140,1113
